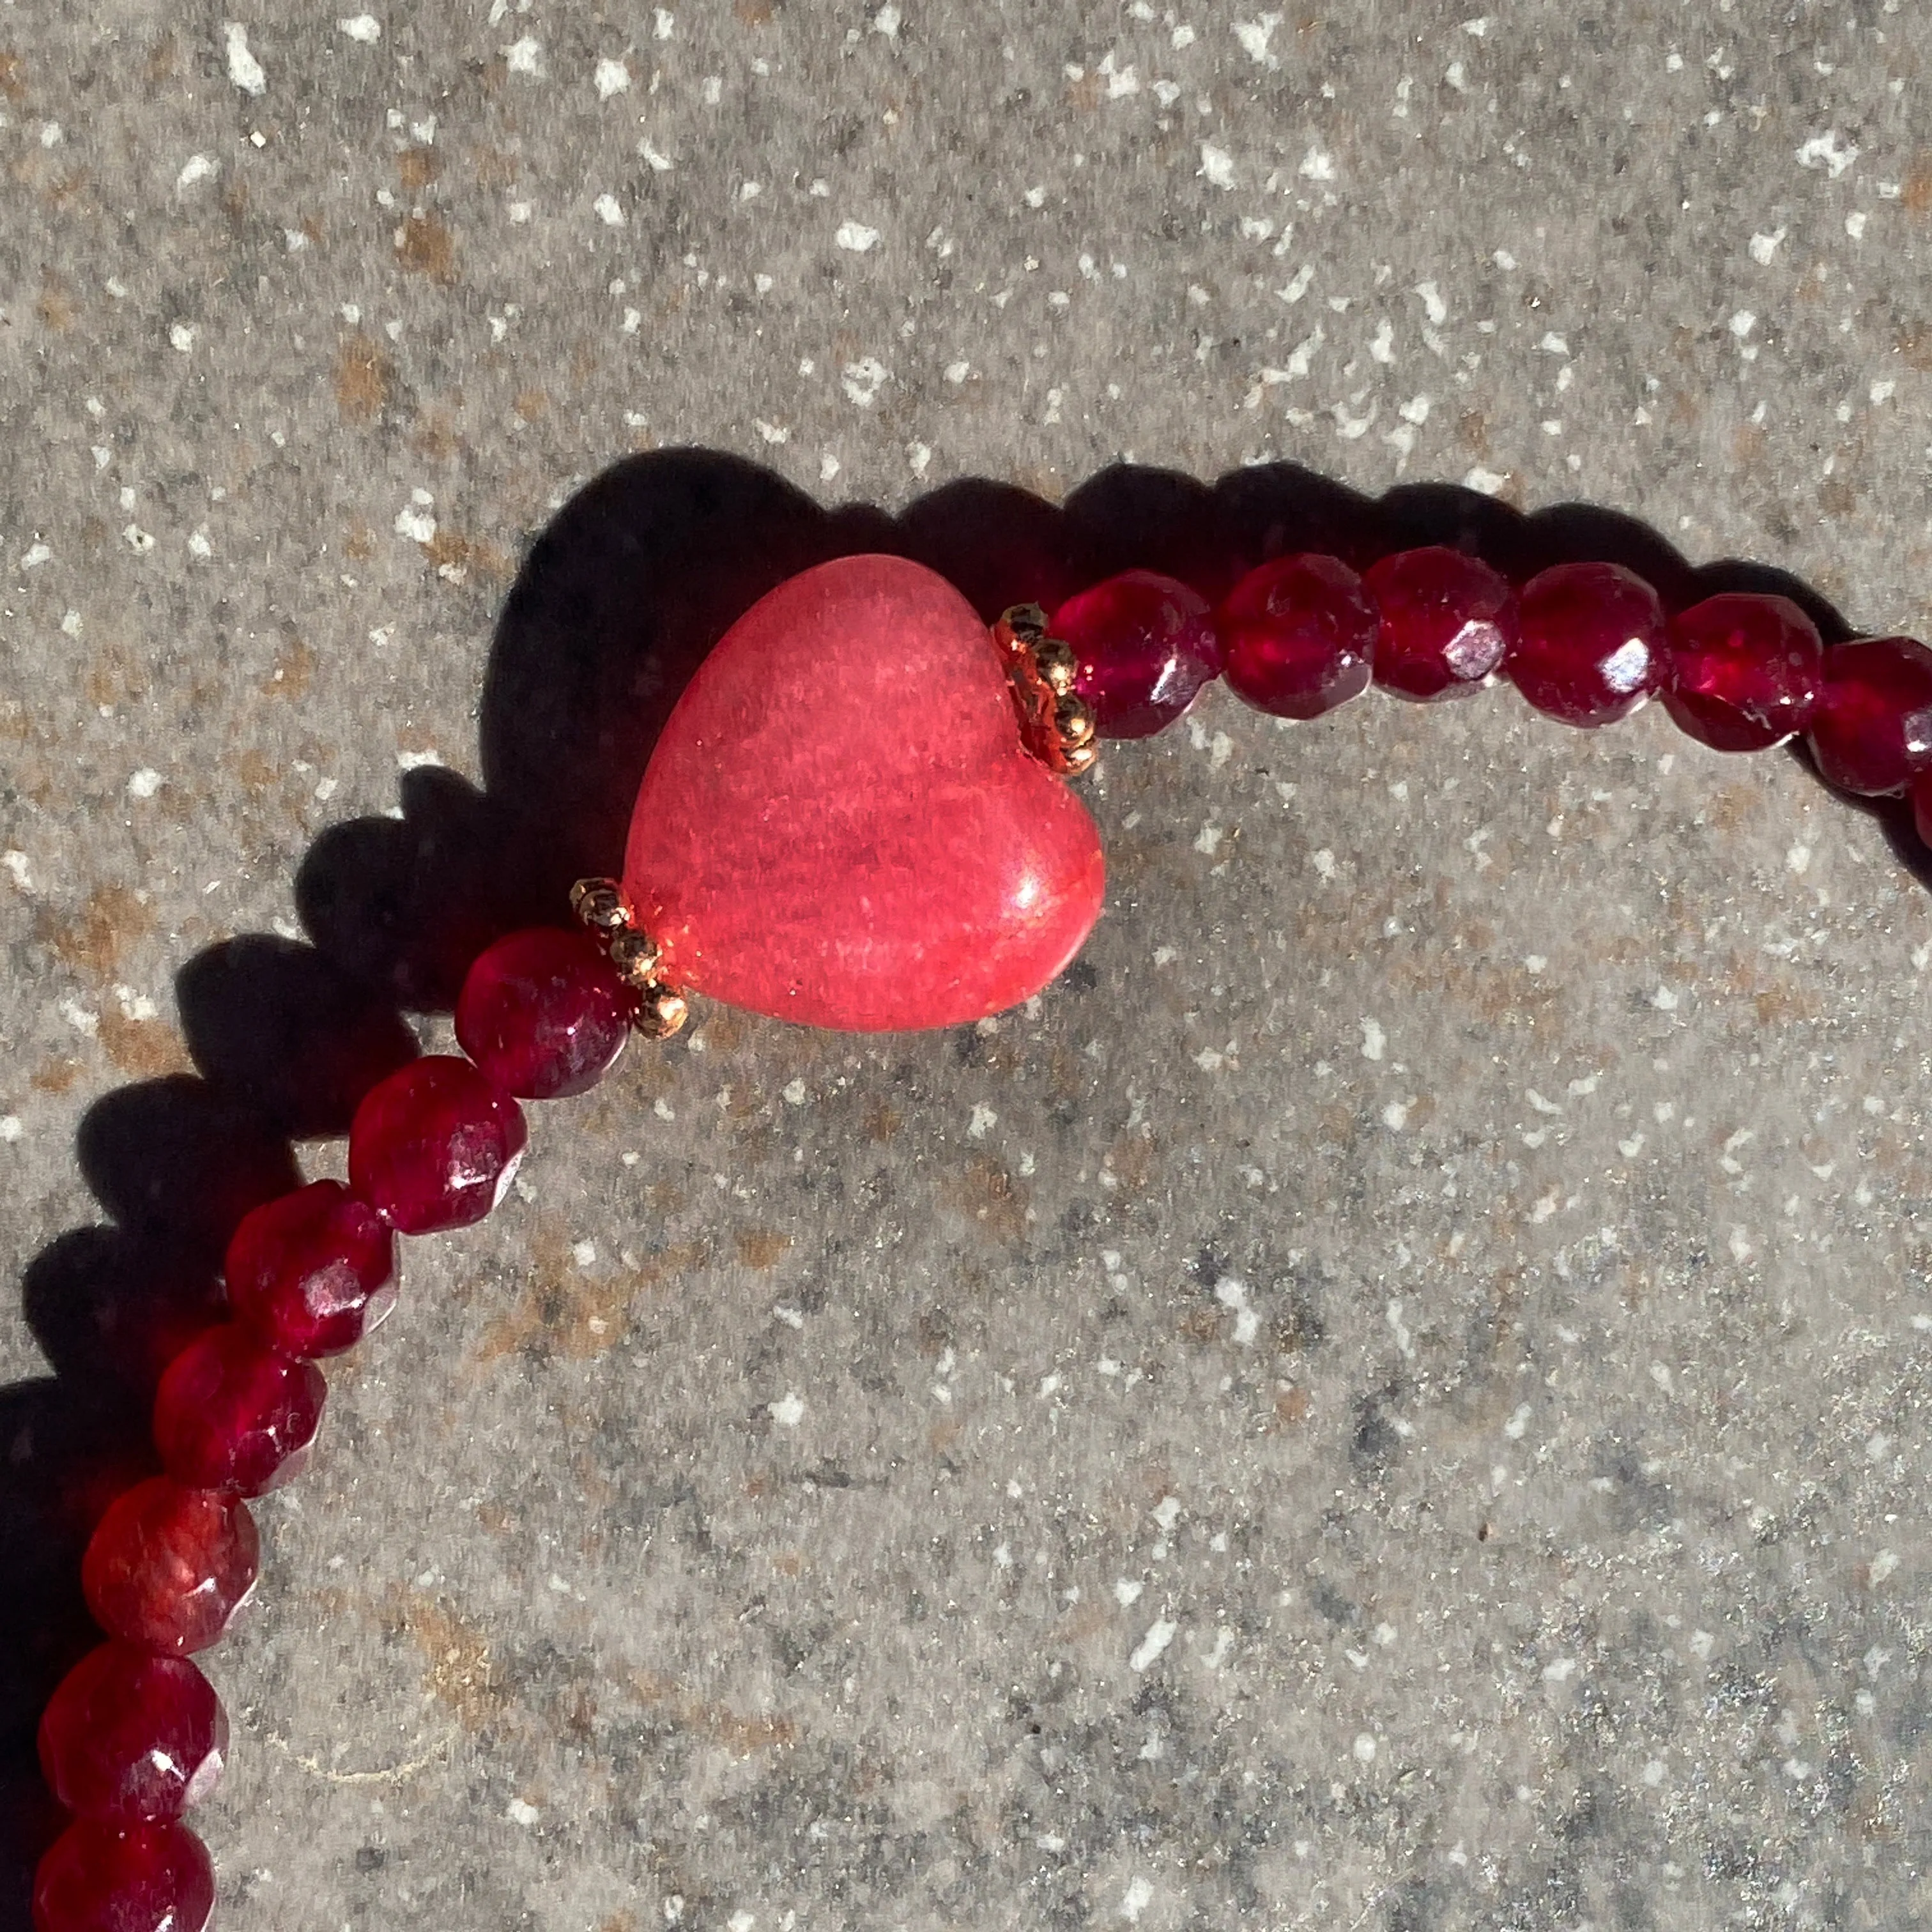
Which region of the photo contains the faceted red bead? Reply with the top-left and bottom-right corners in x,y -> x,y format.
1512,561 -> 1666,726
153,1324 -> 326,1497
1805,636 -> 1932,797
1218,553 -> 1376,719
38,1642 -> 227,1823
33,1820 -> 216,1932
226,1178 -> 397,1359
348,1055 -> 529,1235
1664,593 -> 1823,753
1048,570 -> 1222,739
1363,546 -> 1517,702
455,926 -> 632,1100
82,1476 -> 258,1656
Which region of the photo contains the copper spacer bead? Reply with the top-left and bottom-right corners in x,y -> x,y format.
607,928 -> 663,986
1001,602 -> 1048,645
1056,694 -> 1098,748
1032,638 -> 1078,695
570,876 -> 634,933
634,987 -> 689,1038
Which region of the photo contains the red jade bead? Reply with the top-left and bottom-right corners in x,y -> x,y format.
1805,635 -> 1932,796
153,1323 -> 326,1497
82,1476 -> 258,1656
456,926 -> 633,1099
226,1177 -> 397,1358
38,1642 -> 227,1823
349,1055 -> 528,1235
1048,570 -> 1222,738
1664,593 -> 1823,753
1512,561 -> 1666,726
1363,546 -> 1517,701
1218,553 -> 1377,719
33,1820 -> 216,1932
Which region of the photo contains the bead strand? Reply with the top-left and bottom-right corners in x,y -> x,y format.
32,530 -> 1932,1932
31,926 -> 643,1931
1050,548 -> 1932,822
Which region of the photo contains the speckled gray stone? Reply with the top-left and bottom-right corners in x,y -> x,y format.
3,3 -> 1929,1928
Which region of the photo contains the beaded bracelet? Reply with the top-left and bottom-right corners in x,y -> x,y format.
22,505 -> 1932,1929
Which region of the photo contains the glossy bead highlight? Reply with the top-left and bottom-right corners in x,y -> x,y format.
1805,636 -> 1932,797
1363,546 -> 1516,702
456,926 -> 634,1099
1512,561 -> 1666,727
1048,570 -> 1222,739
82,1476 -> 259,1656
1664,593 -> 1823,752
349,1055 -> 528,1235
38,1643 -> 227,1823
153,1324 -> 326,1497
226,1178 -> 397,1360
32,1820 -> 217,1932
1218,553 -> 1377,720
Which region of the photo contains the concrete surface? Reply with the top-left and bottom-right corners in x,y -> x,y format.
3,2 -> 1930,1927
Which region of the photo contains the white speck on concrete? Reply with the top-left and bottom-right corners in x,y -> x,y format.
1749,226 -> 1786,264
1361,1018 -> 1385,1061
0,1117 -> 20,1144
1795,130 -> 1859,178
169,323 -> 195,352
1199,144 -> 1236,189
2,851 -> 31,889
1215,1277 -> 1259,1345
1121,1878 -> 1154,1922
176,154 -> 219,191
1233,15 -> 1281,67
1130,1618 -> 1177,1672
781,1078 -> 807,1105
338,15 -> 381,43
594,193 -> 625,227
1298,146 -> 1335,181
841,358 -> 889,405
503,36 -> 544,77
594,56 -> 631,98
127,768 -> 163,799
1115,1578 -> 1144,1606
769,1393 -> 805,1428
836,219 -> 880,252
224,23 -> 267,95
506,1798 -> 539,1827
969,1103 -> 997,1139
1353,1733 -> 1377,1763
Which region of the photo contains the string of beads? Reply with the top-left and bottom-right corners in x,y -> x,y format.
29,540 -> 1932,1931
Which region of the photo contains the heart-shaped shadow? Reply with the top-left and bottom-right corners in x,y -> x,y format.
0,450 -> 1912,1926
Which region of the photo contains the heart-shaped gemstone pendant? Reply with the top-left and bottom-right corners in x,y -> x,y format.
622,554 -> 1107,1032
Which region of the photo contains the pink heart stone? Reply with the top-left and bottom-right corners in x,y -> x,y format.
622,554 -> 1107,1032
